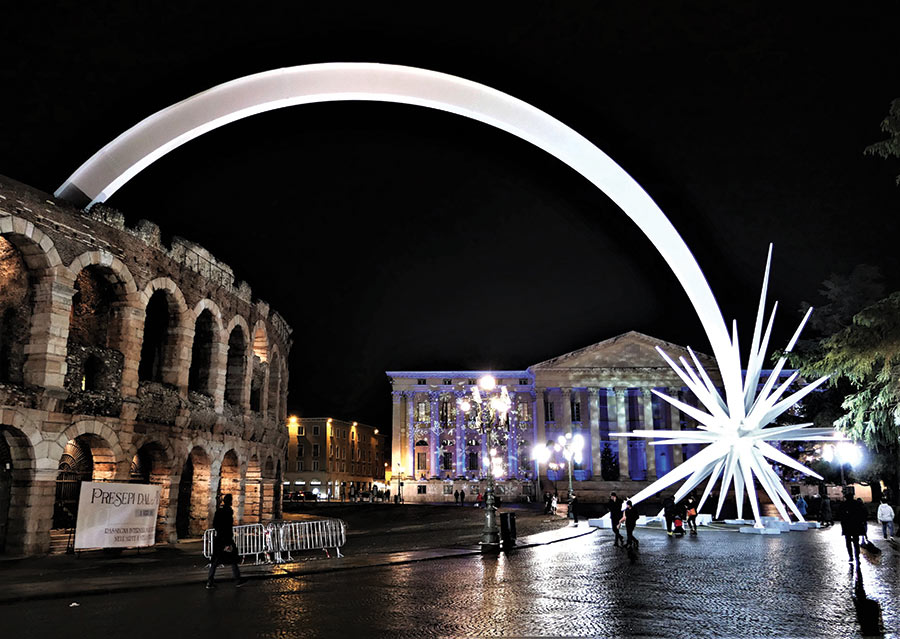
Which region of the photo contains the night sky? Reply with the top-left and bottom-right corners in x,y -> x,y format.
2,3 -> 898,433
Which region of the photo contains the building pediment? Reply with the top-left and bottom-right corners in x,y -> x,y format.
529,331 -> 717,374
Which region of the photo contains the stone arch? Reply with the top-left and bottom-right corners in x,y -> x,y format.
189,299 -> 227,408
0,424 -> 35,554
0,221 -> 64,389
224,317 -> 250,411
175,445 -> 211,538
52,425 -> 122,531
128,438 -> 174,543
248,321 -> 268,414
63,252 -> 138,404
216,449 -> 241,508
53,63 -> 736,390
137,278 -> 191,390
251,321 -> 268,363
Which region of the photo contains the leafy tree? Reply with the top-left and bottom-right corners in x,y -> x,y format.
865,97 -> 900,184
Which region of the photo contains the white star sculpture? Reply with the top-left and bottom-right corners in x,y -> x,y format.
613,246 -> 844,528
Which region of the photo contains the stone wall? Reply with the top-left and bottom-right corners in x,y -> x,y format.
0,175 -> 293,555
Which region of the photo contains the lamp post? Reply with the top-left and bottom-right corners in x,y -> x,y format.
533,433 -> 585,519
457,374 -> 511,554
395,464 -> 405,503
822,441 -> 862,491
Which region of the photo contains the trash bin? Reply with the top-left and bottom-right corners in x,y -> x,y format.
500,512 -> 517,547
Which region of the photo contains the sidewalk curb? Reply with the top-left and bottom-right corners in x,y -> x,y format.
0,526 -> 596,605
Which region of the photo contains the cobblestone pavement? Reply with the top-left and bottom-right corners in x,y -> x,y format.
2,525 -> 896,638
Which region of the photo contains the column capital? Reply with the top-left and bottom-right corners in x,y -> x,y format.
667,387 -> 681,397
587,387 -> 600,398
392,391 -> 405,404
640,387 -> 653,398
561,388 -> 571,398
614,387 -> 627,400
428,390 -> 441,401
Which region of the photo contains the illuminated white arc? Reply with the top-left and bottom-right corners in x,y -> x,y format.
55,62 -> 735,380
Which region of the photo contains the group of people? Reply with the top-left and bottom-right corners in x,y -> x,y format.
839,495 -> 896,562
452,489 -> 495,507
606,492 -> 640,548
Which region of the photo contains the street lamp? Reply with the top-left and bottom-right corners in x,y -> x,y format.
457,374 -> 512,553
822,441 -> 862,488
532,433 -> 584,519
395,464 -> 405,503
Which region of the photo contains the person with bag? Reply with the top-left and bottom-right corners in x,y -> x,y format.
877,499 -> 894,539
685,493 -> 698,535
207,494 -> 247,589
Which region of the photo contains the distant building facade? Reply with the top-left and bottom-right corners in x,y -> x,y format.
284,417 -> 386,499
388,331 -> 728,503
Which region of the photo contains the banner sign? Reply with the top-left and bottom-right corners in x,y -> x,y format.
74,481 -> 161,549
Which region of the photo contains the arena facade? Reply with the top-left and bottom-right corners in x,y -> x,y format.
0,176 -> 291,555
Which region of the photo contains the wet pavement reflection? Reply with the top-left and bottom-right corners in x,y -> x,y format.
2,526 -> 896,638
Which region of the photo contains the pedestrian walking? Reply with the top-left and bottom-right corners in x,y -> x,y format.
608,492 -> 624,547
550,493 -> 558,515
460,490 -> 465,506
685,493 -> 698,535
206,494 -> 247,589
570,493 -> 579,525
795,494 -> 808,518
820,495 -> 833,527
621,499 -> 639,549
476,492 -> 483,508
663,495 -> 676,536
877,499 -> 894,538
543,491 -> 552,515
454,489 -> 460,505
841,495 -> 866,563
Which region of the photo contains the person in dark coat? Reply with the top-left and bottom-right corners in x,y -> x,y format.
207,494 -> 247,588
620,499 -> 640,549
663,495 -> 677,536
454,489 -> 460,504
569,493 -> 579,525
820,496 -> 833,527
841,496 -> 866,563
608,492 -> 624,547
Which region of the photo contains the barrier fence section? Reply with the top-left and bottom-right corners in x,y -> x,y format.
204,518 -> 347,565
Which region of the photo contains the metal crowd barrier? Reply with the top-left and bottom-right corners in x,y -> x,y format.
276,518 -> 346,561
203,518 -> 346,565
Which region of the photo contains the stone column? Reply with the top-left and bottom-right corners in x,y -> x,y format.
641,388 -> 657,480
535,389 -> 546,445
23,272 -> 75,393
391,391 -> 405,477
561,388 -> 572,434
455,391 -> 466,474
614,388 -> 630,479
429,391 -> 440,477
588,388 -> 601,479
667,387 -> 684,466
405,391 -> 416,477
508,390 -> 518,477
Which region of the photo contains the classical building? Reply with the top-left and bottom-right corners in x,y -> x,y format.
284,417 -> 387,499
388,331 -> 733,503
0,176 -> 291,555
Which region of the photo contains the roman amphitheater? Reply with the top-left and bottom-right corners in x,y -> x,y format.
0,176 -> 291,555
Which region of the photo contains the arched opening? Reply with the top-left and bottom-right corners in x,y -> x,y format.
244,456 -> 261,523
216,450 -> 241,511
82,354 -> 104,392
139,290 -> 178,384
175,446 -> 210,538
0,237 -> 35,385
130,441 -> 171,541
188,309 -> 215,396
249,369 -> 263,413
53,433 -> 117,534
0,425 -> 34,554
252,326 -> 267,363
65,265 -> 125,402
266,353 -> 280,419
225,326 -> 247,408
